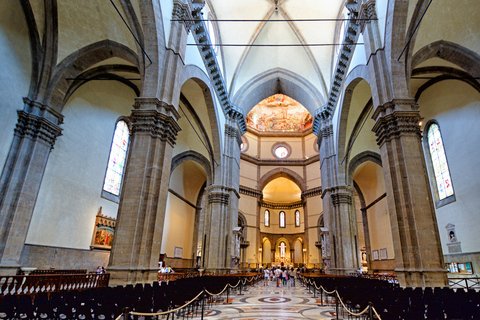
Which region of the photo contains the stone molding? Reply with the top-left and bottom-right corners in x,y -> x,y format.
172,0 -> 194,32
372,111 -> 422,146
239,185 -> 262,198
240,153 -> 319,166
358,0 -> 377,31
261,200 -> 303,210
302,187 -> 322,198
190,11 -> 247,134
131,99 -> 182,147
15,110 -> 62,149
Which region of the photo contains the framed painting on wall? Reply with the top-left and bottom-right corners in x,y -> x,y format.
174,247 -> 183,259
91,207 -> 116,250
372,250 -> 379,261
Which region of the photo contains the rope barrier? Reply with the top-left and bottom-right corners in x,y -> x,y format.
205,283 -> 230,296
304,276 -> 382,320
114,276 -> 259,319
335,291 -> 370,317
129,289 -> 204,317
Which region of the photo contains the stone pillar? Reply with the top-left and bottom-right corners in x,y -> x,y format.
372,99 -> 447,287
318,118 -> 358,275
330,186 -> 358,275
0,99 -> 63,275
318,119 -> 335,273
203,115 -> 242,273
108,99 -> 181,285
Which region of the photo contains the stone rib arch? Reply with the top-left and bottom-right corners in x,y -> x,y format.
180,66 -> 223,178
46,40 -> 140,112
347,151 -> 382,187
171,150 -> 213,187
232,68 -> 324,117
258,168 -> 306,192
411,40 -> 480,87
336,65 -> 373,183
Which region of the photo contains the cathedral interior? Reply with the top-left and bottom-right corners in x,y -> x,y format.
0,0 -> 479,289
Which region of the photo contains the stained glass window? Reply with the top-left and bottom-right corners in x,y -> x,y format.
427,123 -> 454,200
279,211 -> 286,228
295,210 -> 300,227
274,146 -> 289,158
264,210 -> 270,227
103,120 -> 130,196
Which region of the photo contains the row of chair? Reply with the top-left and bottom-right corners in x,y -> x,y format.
307,276 -> 480,319
0,275 -> 249,319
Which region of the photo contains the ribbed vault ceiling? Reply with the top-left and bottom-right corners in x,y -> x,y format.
205,0 -> 346,110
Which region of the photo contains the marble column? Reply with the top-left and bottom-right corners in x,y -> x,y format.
372,99 -> 447,287
0,99 -> 63,275
107,99 -> 181,285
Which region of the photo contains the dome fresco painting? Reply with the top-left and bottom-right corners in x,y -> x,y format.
246,94 -> 313,132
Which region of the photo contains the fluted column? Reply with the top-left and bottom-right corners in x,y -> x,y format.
108,98 -> 181,285
372,99 -> 447,287
0,99 -> 63,275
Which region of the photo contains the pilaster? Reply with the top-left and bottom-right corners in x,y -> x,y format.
372,99 -> 447,287
0,99 -> 63,275
108,98 -> 181,285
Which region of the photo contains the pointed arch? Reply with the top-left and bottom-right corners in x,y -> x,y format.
232,68 -> 324,116
258,167 -> 306,192
171,150 -> 213,187
46,40 -> 139,112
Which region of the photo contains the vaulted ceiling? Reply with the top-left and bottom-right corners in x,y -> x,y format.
204,0 -> 347,109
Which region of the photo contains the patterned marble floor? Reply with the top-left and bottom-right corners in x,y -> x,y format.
190,280 -> 346,320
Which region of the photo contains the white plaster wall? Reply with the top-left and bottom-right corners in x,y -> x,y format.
413,0 -> 480,56
242,132 -> 258,157
26,81 -> 135,249
56,1 -> 137,63
184,33 -> 208,76
304,133 -> 318,158
0,1 -> 31,173
418,80 -> 480,255
347,33 -> 367,76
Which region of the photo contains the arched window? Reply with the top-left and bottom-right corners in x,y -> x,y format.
264,210 -> 270,227
427,123 -> 454,203
295,210 -> 300,227
102,120 -> 130,199
279,211 -> 286,228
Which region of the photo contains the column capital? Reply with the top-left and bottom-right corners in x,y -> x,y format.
225,124 -> 242,146
205,185 -> 230,205
372,110 -> 423,147
131,99 -> 181,147
330,186 -> 354,206
15,109 -> 63,149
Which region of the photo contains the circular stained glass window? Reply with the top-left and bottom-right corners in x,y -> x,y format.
274,146 -> 289,158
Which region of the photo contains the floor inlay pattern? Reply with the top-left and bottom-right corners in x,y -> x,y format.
190,282 -> 344,320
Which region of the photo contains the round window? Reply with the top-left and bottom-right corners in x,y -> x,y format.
274,146 -> 289,158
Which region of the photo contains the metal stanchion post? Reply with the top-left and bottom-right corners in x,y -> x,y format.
123,307 -> 130,320
224,286 -> 231,304
369,302 -> 373,320
335,288 -> 339,320
238,281 -> 244,295
201,291 -> 205,320
320,288 -> 323,306
312,284 -> 317,298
